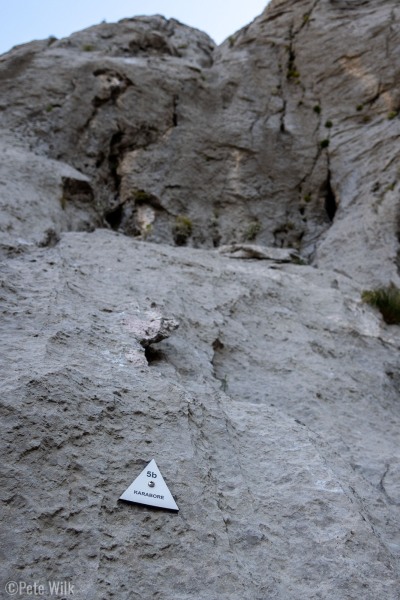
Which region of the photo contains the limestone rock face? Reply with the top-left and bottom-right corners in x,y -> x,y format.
2,232 -> 400,599
1,1 -> 400,284
1,2 -> 400,599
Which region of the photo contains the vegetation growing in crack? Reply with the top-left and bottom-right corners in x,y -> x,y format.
287,67 -> 300,80
220,374 -> 228,392
244,220 -> 261,242
142,223 -> 153,240
273,221 -> 303,249
133,190 -> 155,204
173,215 -> 193,246
362,285 -> 400,325
287,47 -> 300,81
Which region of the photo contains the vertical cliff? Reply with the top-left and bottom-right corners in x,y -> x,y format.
1,2 -> 400,599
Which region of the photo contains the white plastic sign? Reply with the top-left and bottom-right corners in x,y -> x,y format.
120,459 -> 179,511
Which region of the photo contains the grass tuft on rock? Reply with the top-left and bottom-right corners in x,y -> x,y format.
361,285 -> 400,324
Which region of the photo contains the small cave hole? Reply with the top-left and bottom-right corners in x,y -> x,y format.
212,235 -> 221,248
144,346 -> 165,364
105,205 -> 123,230
212,338 -> 224,352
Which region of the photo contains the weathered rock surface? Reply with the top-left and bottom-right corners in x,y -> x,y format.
1,0 -> 400,284
1,231 -> 400,599
1,1 -> 400,599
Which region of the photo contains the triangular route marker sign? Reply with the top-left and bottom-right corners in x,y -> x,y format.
119,459 -> 179,511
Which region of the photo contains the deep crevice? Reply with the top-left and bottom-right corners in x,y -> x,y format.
172,96 -> 178,127
280,100 -> 287,133
324,170 -> 337,221
108,130 -> 123,195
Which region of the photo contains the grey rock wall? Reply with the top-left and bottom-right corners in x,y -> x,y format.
1,232 -> 400,599
1,0 -> 400,284
1,1 -> 400,599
